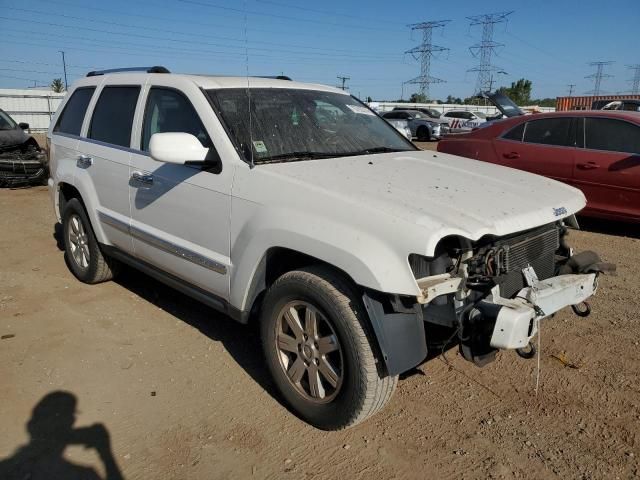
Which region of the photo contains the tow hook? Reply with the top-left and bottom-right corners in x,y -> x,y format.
516,341 -> 536,359
571,301 -> 591,318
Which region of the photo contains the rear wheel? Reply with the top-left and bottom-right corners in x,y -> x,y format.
260,266 -> 397,430
62,198 -> 120,284
417,125 -> 431,141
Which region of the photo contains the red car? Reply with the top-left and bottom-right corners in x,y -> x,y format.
437,110 -> 640,222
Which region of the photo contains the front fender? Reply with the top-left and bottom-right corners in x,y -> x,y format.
229,205 -> 421,311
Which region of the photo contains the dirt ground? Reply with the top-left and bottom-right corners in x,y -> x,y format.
1,180 -> 639,479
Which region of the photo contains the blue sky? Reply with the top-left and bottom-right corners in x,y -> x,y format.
1,0 -> 638,100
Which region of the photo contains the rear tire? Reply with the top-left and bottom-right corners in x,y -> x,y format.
417,126 -> 431,141
62,198 -> 120,284
260,266 -> 397,430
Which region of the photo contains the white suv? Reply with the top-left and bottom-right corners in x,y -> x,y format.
48,67 -> 610,430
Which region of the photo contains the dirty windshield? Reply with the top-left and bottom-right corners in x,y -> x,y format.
208,88 -> 415,164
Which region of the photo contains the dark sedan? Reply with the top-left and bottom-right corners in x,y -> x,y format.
437,110 -> 640,222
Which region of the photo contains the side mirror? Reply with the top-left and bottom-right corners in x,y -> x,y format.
18,122 -> 29,130
149,132 -> 209,165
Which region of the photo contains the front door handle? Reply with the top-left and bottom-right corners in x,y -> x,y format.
502,152 -> 520,159
131,171 -> 154,185
577,162 -> 600,170
76,154 -> 93,168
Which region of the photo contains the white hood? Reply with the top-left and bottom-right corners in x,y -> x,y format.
259,150 -> 585,254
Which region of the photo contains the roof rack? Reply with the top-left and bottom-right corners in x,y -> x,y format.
86,66 -> 170,77
254,75 -> 292,81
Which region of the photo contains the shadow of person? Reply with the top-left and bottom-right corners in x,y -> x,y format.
0,391 -> 124,480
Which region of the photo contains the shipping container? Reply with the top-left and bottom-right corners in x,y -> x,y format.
556,94 -> 640,111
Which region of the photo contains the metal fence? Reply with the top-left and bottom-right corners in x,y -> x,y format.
0,89 -> 65,132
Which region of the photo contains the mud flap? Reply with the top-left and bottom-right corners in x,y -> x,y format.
362,293 -> 428,376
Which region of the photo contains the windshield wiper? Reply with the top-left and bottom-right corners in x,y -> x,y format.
342,146 -> 407,155
254,147 -> 408,164
255,151 -> 339,164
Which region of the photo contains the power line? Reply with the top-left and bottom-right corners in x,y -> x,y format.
585,61 -> 614,95
467,11 -> 513,94
336,75 -> 350,90
4,6 -> 399,57
0,15 -> 400,61
404,20 -> 450,100
627,64 -> 640,95
178,0 -> 404,32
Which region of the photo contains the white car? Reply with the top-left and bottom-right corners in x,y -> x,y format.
442,110 -> 487,132
47,67 -> 609,430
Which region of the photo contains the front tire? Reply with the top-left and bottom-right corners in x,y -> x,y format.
260,266 -> 397,430
62,198 -> 120,284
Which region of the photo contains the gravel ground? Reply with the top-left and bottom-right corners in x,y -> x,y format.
0,183 -> 638,480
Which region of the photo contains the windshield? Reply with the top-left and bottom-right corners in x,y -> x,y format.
425,108 -> 441,118
208,88 -> 415,164
0,110 -> 17,130
472,111 -> 486,119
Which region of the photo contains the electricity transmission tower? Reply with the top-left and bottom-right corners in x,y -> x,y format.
466,11 -> 513,94
585,61 -> 614,96
627,64 -> 640,95
567,84 -> 576,96
336,75 -> 350,90
404,20 -> 450,100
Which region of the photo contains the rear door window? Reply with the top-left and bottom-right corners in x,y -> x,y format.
141,88 -> 210,151
53,87 -> 95,136
585,118 -> 640,154
88,86 -> 140,147
522,118 -> 572,146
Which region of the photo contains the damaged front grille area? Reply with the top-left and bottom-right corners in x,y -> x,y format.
467,224 -> 560,298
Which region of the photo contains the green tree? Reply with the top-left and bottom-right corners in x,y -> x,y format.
499,78 -> 532,105
51,78 -> 65,93
409,93 -> 427,103
445,95 -> 463,104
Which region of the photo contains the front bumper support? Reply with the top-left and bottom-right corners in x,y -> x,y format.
488,273 -> 597,350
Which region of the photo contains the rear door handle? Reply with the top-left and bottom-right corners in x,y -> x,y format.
131,171 -> 154,185
76,154 -> 93,168
502,152 -> 520,159
577,162 -> 600,170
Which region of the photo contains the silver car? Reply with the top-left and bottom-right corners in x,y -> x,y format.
382,110 -> 445,141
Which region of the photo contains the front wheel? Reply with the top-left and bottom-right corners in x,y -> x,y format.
260,266 -> 397,430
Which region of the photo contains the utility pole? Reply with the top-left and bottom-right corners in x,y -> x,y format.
467,11 -> 513,95
336,75 -> 350,90
627,64 -> 640,95
487,70 -> 508,93
585,61 -> 614,96
59,50 -> 68,91
567,84 -> 576,96
404,20 -> 450,101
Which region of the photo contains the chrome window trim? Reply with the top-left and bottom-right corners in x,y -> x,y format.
97,211 -> 227,274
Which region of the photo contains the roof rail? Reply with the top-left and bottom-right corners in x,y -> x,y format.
254,75 -> 292,81
86,66 -> 170,77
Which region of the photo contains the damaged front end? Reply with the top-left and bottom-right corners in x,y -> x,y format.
412,219 -> 615,368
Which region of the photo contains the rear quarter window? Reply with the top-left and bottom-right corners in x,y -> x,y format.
53,87 -> 95,136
